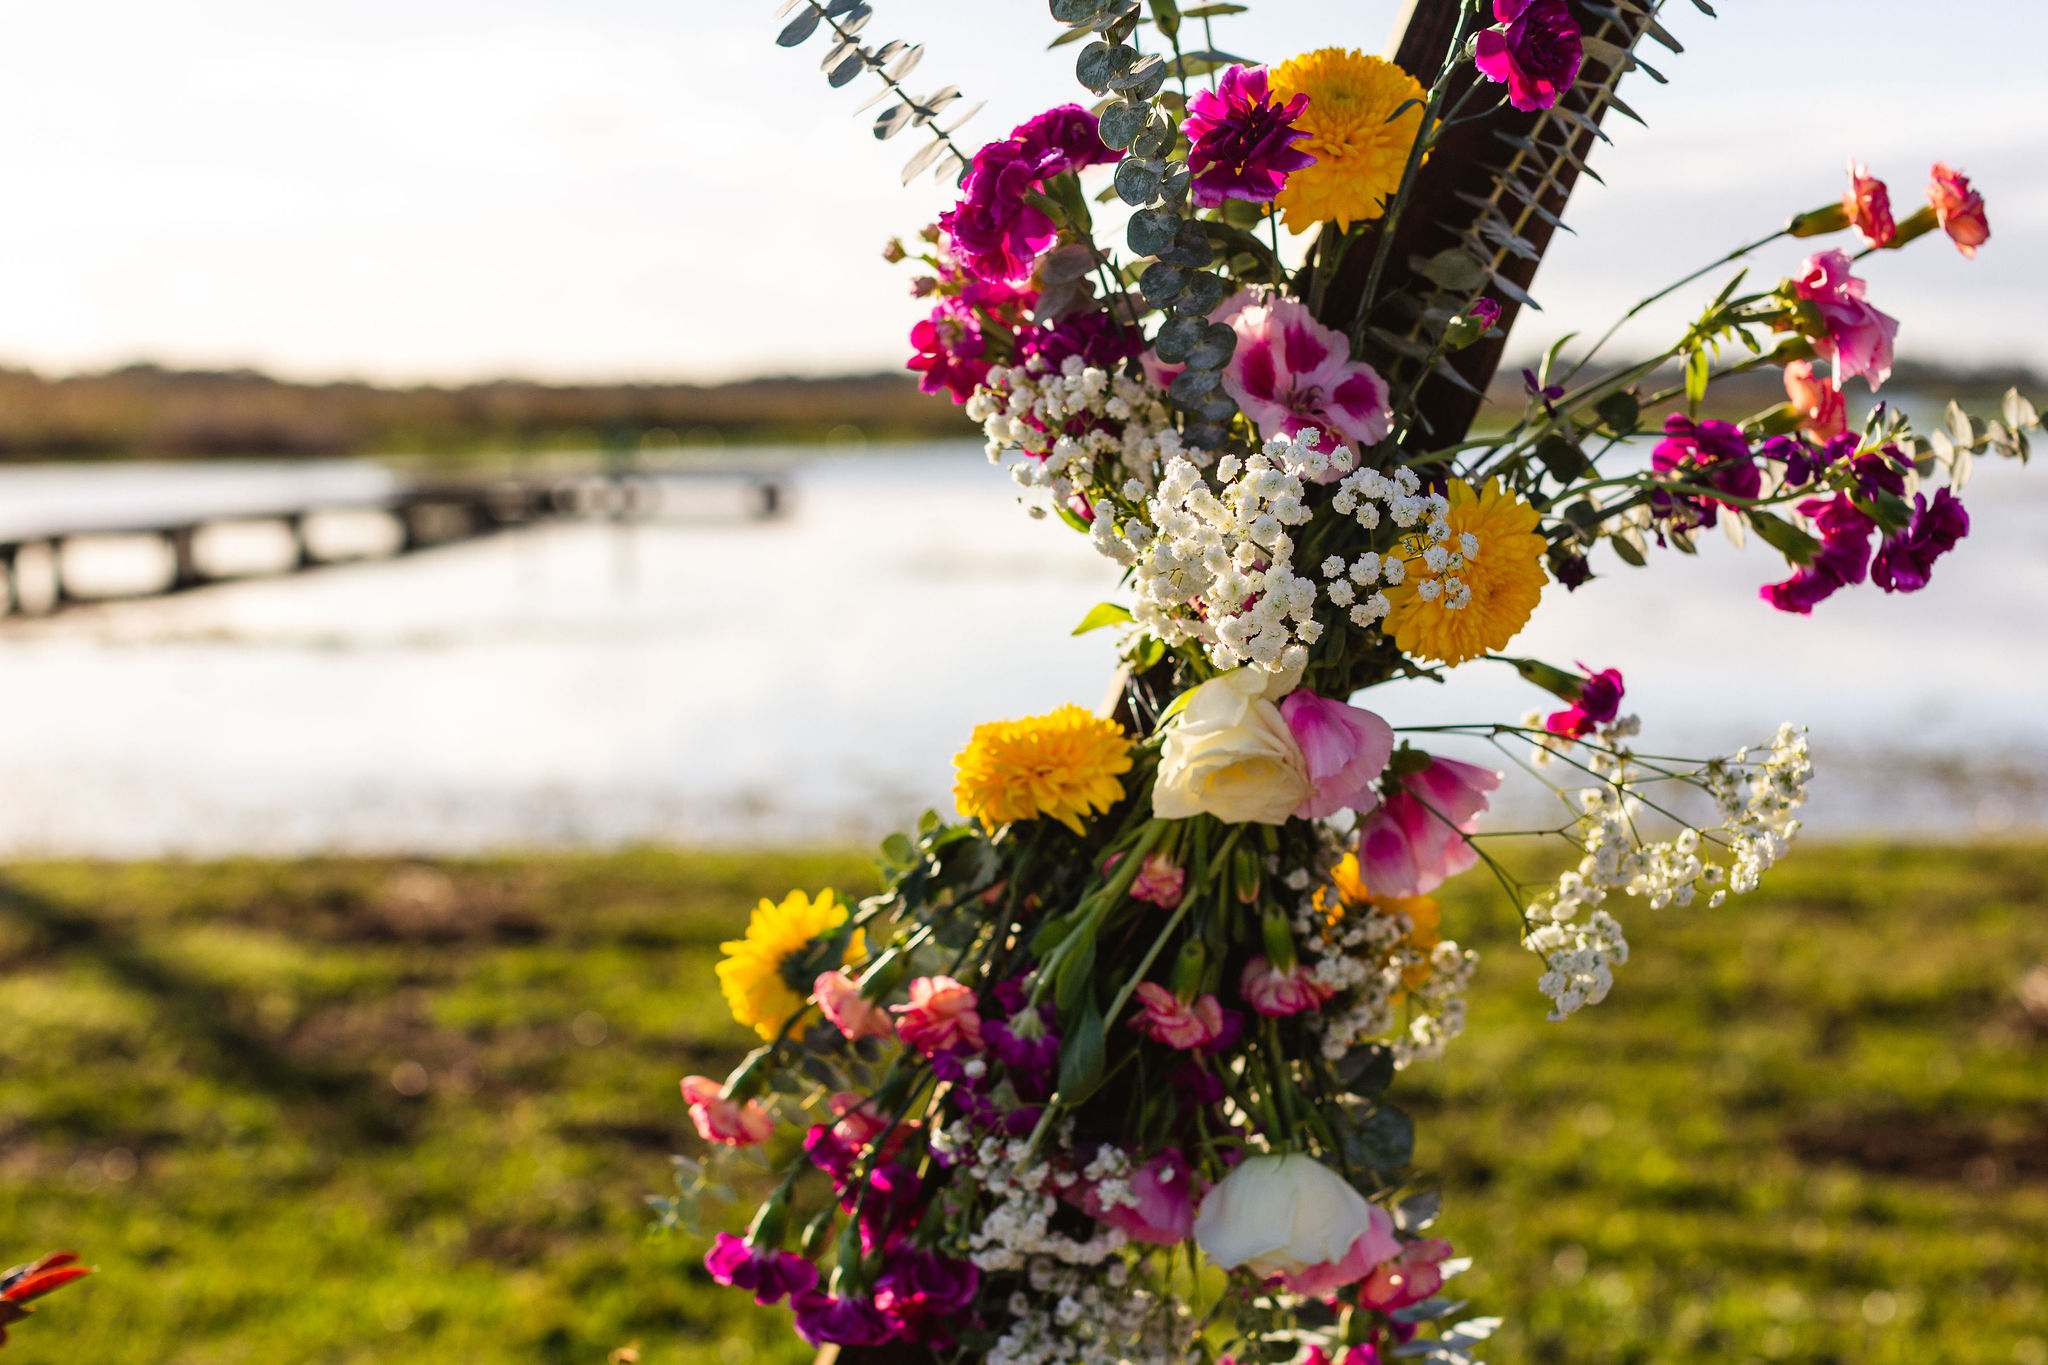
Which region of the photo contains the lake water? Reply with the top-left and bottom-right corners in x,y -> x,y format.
0,441 -> 2042,856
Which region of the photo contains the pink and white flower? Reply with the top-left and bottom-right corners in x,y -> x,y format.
1193,1154 -> 1400,1295
1217,293 -> 1391,477
1356,756 -> 1502,898
681,1075 -> 773,1147
891,975 -> 984,1056
1791,249 -> 1898,392
1355,1237 -> 1457,1312
1280,690 -> 1396,820
1078,1148 -> 1202,1245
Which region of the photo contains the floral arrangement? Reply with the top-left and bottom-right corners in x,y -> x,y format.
663,3 -> 2037,1364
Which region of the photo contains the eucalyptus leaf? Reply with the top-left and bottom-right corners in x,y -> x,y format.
942,99 -> 986,134
1109,52 -> 1168,99
1610,525 -> 1648,567
775,8 -> 822,46
1127,207 -> 1180,257
1115,156 -> 1164,205
1040,243 -> 1097,285
1394,1191 -> 1441,1232
1131,115 -> 1175,160
1098,99 -> 1149,149
1139,261 -> 1188,302
900,136 -> 947,183
826,49 -> 867,86
1051,0 -> 1109,20
1169,366 -> 1222,402
886,43 -> 924,80
1159,219 -> 1215,269
1344,1102 -> 1415,1169
1076,41 -> 1135,93
1419,248 -> 1489,293
1058,998 -> 1107,1099
1146,0 -> 1181,37
873,103 -> 915,140
2003,386 -> 2039,430
1184,321 -> 1237,370
1171,270 -> 1225,315
1153,313 -> 1205,362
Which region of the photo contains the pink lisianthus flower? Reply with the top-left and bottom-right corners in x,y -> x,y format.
1130,982 -> 1227,1050
1842,160 -> 1894,247
891,975 -> 985,1056
815,969 -> 896,1042
1783,359 -> 1847,440
1218,292 -> 1391,476
1356,757 -> 1502,898
681,1075 -> 773,1147
1182,64 -> 1316,209
1280,689 -> 1396,819
1078,1148 -> 1202,1245
1791,249 -> 1898,392
1355,1237 -> 1457,1312
1473,0 -> 1584,112
1927,162 -> 1989,258
1240,955 -> 1335,1017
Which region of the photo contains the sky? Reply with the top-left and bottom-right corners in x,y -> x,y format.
0,1 -> 2039,385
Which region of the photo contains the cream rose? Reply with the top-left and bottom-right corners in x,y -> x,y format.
1192,1153 -> 1399,1296
1153,671 -> 1311,824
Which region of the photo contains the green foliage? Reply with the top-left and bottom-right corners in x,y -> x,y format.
2,845 -> 2044,1362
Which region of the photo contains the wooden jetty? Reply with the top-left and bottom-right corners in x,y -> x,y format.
0,462 -> 788,615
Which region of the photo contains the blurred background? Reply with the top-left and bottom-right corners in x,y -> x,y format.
0,3 -> 2042,1364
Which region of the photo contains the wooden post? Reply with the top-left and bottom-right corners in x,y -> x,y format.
1319,0 -> 1661,443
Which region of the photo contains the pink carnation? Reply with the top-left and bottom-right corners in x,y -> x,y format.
1356,756 -> 1501,898
891,975 -> 984,1056
1927,161 -> 1989,258
1281,690 -> 1395,820
1791,249 -> 1898,393
1842,160 -> 1894,247
1105,850 -> 1187,909
816,969 -> 896,1042
1217,292 -> 1391,477
1355,1237 -> 1456,1312
1240,955 -> 1334,1017
1783,359 -> 1846,440
681,1074 -> 773,1147
1130,982 -> 1227,1050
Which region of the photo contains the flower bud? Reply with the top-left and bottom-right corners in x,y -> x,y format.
723,1045 -> 775,1101
1442,314 -> 1484,352
747,1186 -> 792,1248
1261,908 -> 1297,972
881,237 -> 907,263
1885,203 -> 1939,249
1505,655 -> 1584,703
1169,940 -> 1207,999
1231,846 -> 1263,904
1786,202 -> 1850,237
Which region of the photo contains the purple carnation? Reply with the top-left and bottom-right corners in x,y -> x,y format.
850,1161 -> 924,1254
804,1124 -> 858,1184
874,1249 -> 981,1342
1019,309 -> 1143,375
1757,435 -> 1821,488
1872,487 -> 1969,593
1466,297 -> 1503,330
1474,0 -> 1584,112
1760,494 -> 1875,614
939,105 -> 1117,283
1652,415 -> 1760,530
1182,65 -> 1315,209
704,1233 -> 819,1307
792,1291 -> 897,1348
1544,664 -> 1625,739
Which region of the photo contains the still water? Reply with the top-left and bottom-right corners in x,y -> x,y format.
0,442 -> 2041,855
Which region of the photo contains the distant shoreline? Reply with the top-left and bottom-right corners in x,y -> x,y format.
0,358 -> 2036,462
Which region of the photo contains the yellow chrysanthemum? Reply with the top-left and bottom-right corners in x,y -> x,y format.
953,703 -> 1132,835
716,889 -> 863,1040
1383,478 -> 1548,667
1269,48 -> 1426,233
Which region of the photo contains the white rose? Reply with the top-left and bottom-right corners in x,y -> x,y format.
1192,1153 -> 1399,1295
1153,671 -> 1310,825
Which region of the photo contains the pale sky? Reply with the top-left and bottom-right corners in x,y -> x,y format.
0,1 -> 2038,385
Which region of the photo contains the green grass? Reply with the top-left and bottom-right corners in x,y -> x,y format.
1,846 -> 2044,1364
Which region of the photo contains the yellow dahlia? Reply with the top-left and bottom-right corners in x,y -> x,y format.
1268,48 -> 1426,233
716,888 -> 863,1039
953,703 -> 1132,834
1383,477 -> 1548,667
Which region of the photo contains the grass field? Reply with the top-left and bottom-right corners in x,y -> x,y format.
1,845 -> 2044,1364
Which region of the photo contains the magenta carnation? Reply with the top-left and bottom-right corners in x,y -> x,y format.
906,277 -> 1035,403
704,1233 -> 819,1307
1183,65 -> 1316,209
1651,415 -> 1761,530
792,1290 -> 897,1348
1019,308 -> 1142,373
1759,493 -> 1876,614
1544,664 -> 1624,739
1474,0 -> 1583,112
938,105 -> 1117,283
